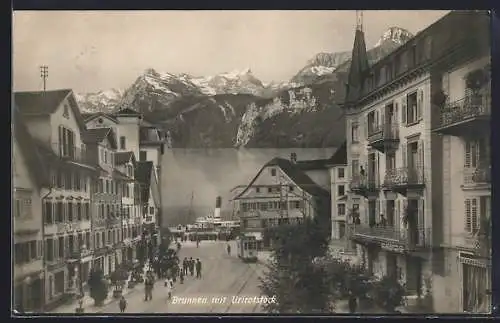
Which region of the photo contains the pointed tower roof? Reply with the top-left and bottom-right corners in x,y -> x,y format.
344,11 -> 370,106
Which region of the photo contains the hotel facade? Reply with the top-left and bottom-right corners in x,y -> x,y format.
342,10 -> 490,313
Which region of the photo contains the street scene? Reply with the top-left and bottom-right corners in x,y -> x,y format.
13,10 -> 492,315
92,240 -> 266,314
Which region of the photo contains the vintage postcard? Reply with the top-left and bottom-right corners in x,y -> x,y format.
12,10 -> 491,315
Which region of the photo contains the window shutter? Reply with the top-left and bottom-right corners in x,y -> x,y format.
418,199 -> 424,228
396,200 -> 400,229
417,89 -> 424,121
402,144 -> 407,168
394,103 -> 399,124
471,198 -> 478,233
418,139 -> 424,172
465,199 -> 471,233
464,141 -> 471,167
401,98 -> 407,125
37,240 -> 42,259
364,115 -> 369,140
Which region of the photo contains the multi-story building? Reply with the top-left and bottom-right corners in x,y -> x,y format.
233,155 -> 331,248
82,127 -> 124,277
430,13 -> 491,313
114,151 -> 142,263
135,161 -> 159,260
84,108 -> 165,246
15,89 -> 96,309
326,143 -> 348,242
342,10 -> 490,312
13,106 -> 50,312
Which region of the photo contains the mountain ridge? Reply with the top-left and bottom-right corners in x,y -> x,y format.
76,26 -> 414,149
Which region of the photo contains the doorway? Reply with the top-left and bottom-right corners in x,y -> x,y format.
405,256 -> 422,296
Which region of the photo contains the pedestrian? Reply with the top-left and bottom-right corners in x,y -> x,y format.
119,296 -> 127,313
179,266 -> 184,284
189,257 -> 195,276
182,257 -> 188,276
195,258 -> 202,279
227,244 -> 231,256
144,273 -> 154,301
165,276 -> 174,301
348,291 -> 357,313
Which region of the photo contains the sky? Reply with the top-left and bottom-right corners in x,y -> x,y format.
13,10 -> 449,94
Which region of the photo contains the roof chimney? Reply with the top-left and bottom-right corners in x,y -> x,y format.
290,152 -> 297,164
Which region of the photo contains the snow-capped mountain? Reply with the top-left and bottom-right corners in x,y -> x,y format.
75,26 -> 414,148
291,27 -> 414,85
76,89 -> 123,113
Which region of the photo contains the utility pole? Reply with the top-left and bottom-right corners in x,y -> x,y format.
40,65 -> 48,91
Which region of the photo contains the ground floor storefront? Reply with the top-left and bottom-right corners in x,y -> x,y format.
432,249 -> 491,313
354,242 -> 433,310
44,263 -> 69,311
13,271 -> 44,313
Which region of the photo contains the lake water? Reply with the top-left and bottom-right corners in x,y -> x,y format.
161,148 -> 337,218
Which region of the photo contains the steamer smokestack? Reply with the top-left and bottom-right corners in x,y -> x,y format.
214,196 -> 222,220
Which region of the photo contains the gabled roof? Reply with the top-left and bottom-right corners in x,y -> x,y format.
14,89 -> 87,132
114,107 -> 141,117
13,106 -> 50,188
295,158 -> 331,171
115,151 -> 136,165
326,141 -> 347,166
135,161 -> 153,202
83,112 -> 119,123
234,157 -> 330,200
81,128 -> 117,149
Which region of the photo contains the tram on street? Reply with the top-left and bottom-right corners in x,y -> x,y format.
236,235 -> 258,263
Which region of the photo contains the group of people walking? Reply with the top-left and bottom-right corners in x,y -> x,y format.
182,257 -> 203,279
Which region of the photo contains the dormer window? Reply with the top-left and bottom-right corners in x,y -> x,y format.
270,168 -> 276,177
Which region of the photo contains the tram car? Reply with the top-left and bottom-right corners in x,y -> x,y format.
236,235 -> 258,263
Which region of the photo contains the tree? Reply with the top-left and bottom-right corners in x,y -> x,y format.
88,269 -> 108,306
370,275 -> 406,312
259,217 -> 331,313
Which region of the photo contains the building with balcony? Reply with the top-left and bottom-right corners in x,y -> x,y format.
342,13 -> 438,306
135,161 -> 160,259
430,13 -> 491,313
14,89 -> 96,309
233,155 -> 330,248
343,11 -> 491,313
114,151 -> 143,263
84,108 -> 165,244
13,107 -> 50,312
82,127 -> 125,277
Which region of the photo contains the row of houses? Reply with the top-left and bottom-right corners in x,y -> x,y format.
12,89 -> 165,312
232,10 -> 491,313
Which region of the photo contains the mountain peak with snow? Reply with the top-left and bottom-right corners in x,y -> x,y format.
374,26 -> 413,47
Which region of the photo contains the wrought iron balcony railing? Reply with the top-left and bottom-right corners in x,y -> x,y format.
436,92 -> 491,129
352,224 -> 432,250
349,175 -> 379,191
463,166 -> 491,185
52,143 -> 93,165
368,123 -> 400,143
383,166 -> 425,188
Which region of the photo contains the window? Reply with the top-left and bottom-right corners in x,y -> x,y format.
58,126 -> 75,158
289,185 -> 294,192
465,199 -> 479,234
267,187 -> 272,193
338,185 -> 345,196
54,271 -> 65,295
14,191 -> 32,219
44,201 -> 53,224
352,159 -> 360,177
76,202 -> 82,221
465,139 -> 489,168
351,124 -> 359,143
120,136 -> 126,149
338,168 -> 345,179
406,92 -> 418,124
256,187 -> 260,193
139,151 -> 147,161
63,105 -> 70,118
337,204 -> 346,216
74,172 -> 81,191
386,153 -> 396,171
270,168 -> 276,177
149,207 -> 154,214
64,171 -> 72,190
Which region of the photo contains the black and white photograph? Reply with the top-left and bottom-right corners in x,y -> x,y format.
12,10 -> 491,315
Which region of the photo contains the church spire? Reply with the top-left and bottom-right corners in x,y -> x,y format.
344,10 -> 370,106
356,10 -> 363,32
